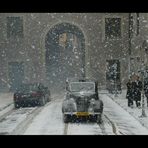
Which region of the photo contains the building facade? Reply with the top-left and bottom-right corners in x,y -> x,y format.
0,13 -> 147,93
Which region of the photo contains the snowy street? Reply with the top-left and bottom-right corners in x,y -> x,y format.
1,91 -> 148,135
23,93 -> 114,135
1,13 -> 148,135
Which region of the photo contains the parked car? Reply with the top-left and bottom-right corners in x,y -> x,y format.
62,78 -> 103,123
13,83 -> 51,108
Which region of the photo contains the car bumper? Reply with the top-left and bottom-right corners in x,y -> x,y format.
64,112 -> 101,117
14,97 -> 40,104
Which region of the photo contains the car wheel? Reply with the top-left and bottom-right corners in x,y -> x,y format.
39,97 -> 45,106
46,95 -> 50,102
14,102 -> 21,108
96,114 -> 102,124
63,114 -> 69,123
91,115 -> 97,122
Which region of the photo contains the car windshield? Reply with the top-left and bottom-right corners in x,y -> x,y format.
17,84 -> 39,93
69,82 -> 95,92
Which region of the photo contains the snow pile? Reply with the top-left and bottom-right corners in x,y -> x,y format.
0,93 -> 14,117
0,93 -> 13,110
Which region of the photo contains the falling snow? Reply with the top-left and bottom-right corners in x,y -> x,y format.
0,13 -> 148,134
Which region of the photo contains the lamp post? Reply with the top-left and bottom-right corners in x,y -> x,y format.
139,40 -> 148,118
140,62 -> 147,117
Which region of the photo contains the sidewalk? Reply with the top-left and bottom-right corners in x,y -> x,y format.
0,93 -> 13,110
100,94 -> 148,135
0,93 -> 14,117
107,90 -> 148,130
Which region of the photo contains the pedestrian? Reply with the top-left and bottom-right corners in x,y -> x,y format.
126,78 -> 133,107
132,75 -> 142,108
144,77 -> 148,107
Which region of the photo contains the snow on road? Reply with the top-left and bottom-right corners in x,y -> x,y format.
24,93 -> 114,135
0,93 -> 13,109
1,91 -> 147,135
24,96 -> 65,135
24,92 -> 148,135
67,123 -> 103,135
100,94 -> 148,135
0,93 -> 14,117
0,107 -> 36,134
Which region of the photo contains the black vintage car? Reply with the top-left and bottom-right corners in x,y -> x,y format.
13,83 -> 51,108
62,78 -> 103,123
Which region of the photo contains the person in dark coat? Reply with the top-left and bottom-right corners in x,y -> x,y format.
144,78 -> 148,107
132,76 -> 142,108
126,79 -> 133,107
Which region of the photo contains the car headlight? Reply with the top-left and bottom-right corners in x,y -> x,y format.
63,98 -> 77,112
88,98 -> 95,112
69,98 -> 77,111
90,98 -> 95,104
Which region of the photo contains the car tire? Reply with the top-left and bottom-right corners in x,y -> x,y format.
96,114 -> 102,124
46,95 -> 50,102
14,102 -> 21,108
39,97 -> 45,106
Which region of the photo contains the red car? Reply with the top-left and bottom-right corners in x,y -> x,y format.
13,83 -> 51,108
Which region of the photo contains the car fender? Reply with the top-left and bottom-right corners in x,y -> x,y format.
93,100 -> 103,112
62,98 -> 77,112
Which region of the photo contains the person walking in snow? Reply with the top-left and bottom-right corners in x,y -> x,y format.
132,76 -> 142,108
126,78 -> 133,107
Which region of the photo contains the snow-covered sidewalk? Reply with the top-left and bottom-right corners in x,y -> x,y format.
0,93 -> 14,117
0,93 -> 13,109
100,94 -> 148,134
107,90 -> 148,132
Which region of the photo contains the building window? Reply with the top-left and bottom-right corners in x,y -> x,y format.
129,14 -> 133,38
59,33 -> 67,47
7,17 -> 23,38
105,18 -> 121,39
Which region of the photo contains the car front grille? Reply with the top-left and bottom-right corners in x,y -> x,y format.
76,97 -> 89,112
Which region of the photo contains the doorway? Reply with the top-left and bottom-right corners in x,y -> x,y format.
45,23 -> 85,93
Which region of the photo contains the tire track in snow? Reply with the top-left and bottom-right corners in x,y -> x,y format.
100,94 -> 148,135
23,93 -> 66,135
64,123 -> 68,135
98,121 -> 108,135
0,107 -> 37,135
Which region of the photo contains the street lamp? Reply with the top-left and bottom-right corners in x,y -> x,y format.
139,40 -> 148,118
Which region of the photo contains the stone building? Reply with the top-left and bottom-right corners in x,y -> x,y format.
0,13 -> 147,93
